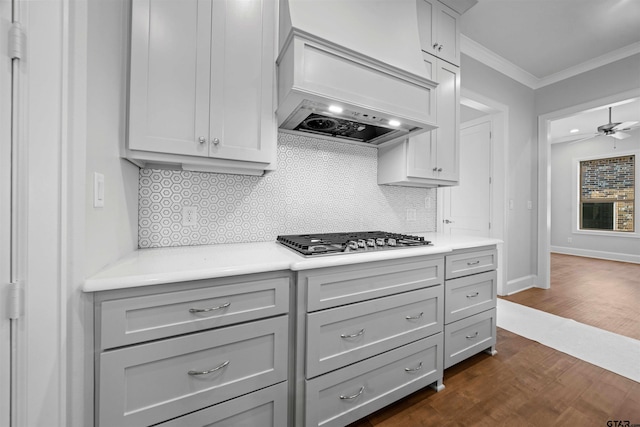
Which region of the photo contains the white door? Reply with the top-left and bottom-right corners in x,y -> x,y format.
1,0 -> 13,423
442,119 -> 492,236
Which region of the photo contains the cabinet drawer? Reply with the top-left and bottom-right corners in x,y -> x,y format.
156,381 -> 288,427
306,333 -> 443,427
445,271 -> 496,324
445,248 -> 497,279
444,308 -> 496,369
98,316 -> 288,427
301,256 -> 443,311
306,286 -> 443,378
99,276 -> 289,349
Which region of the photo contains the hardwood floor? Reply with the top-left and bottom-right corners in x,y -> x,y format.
347,254 -> 640,426
503,253 -> 640,340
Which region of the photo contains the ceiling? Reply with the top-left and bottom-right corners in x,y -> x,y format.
460,0 -> 640,89
549,97 -> 640,144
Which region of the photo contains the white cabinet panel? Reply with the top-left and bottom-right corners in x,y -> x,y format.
445,248 -> 497,280
417,0 -> 460,66
444,308 -> 496,368
445,271 -> 496,324
156,382 -> 288,427
306,286 -> 443,378
127,0 -> 276,174
98,316 -> 288,427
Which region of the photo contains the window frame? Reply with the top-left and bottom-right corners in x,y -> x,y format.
573,150 -> 639,238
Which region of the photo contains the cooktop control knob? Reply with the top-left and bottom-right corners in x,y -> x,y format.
376,238 -> 386,246
366,239 -> 376,247
387,238 -> 397,246
357,239 -> 366,248
348,240 -> 359,250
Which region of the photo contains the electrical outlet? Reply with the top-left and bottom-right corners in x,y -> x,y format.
567,237 -> 572,244
527,201 -> 533,210
406,208 -> 416,221
425,196 -> 432,209
182,206 -> 197,226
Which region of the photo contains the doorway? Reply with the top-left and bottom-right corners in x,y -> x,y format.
439,88 -> 509,295
442,119 -> 492,237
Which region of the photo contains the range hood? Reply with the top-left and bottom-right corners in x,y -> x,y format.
276,0 -> 438,147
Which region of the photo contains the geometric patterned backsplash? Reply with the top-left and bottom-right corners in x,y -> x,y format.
138,132 -> 437,248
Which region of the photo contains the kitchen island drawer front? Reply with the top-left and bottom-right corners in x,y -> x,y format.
445,271 -> 497,324
99,276 -> 289,349
156,381 -> 288,427
444,308 -> 496,369
306,286 -> 443,378
98,316 -> 288,427
306,333 -> 443,427
445,248 -> 497,280
303,256 -> 443,312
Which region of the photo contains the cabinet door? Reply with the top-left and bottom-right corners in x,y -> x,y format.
129,0 -> 212,157
208,0 -> 275,163
433,59 -> 459,182
434,1 -> 460,66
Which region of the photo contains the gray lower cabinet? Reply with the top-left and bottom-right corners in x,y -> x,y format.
294,255 -> 445,426
443,247 -> 498,369
93,271 -> 291,427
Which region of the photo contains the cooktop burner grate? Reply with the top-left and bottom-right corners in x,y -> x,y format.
276,231 -> 431,256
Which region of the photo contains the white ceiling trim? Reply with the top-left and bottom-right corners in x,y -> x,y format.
460,34 -> 538,89
461,35 -> 640,91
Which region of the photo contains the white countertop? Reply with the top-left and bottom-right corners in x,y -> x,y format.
83,233 -> 501,292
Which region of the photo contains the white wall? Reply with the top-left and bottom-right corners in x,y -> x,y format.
550,132 -> 640,262
85,0 -> 139,276
460,54 -> 538,286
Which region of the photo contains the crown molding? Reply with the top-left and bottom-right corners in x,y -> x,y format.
461,34 -> 640,90
537,41 -> 640,88
460,34 -> 539,89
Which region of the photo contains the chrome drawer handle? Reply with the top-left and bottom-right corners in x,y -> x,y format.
189,302 -> 231,313
466,332 -> 479,339
341,328 -> 365,339
467,260 -> 480,266
188,360 -> 229,376
466,292 -> 479,298
405,312 -> 424,320
339,386 -> 364,400
404,362 -> 423,372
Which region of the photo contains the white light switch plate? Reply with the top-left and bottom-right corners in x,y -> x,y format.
94,172 -> 104,208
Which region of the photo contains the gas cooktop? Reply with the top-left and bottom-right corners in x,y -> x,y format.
276,231 -> 432,257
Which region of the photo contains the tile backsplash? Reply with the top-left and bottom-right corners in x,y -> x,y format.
138,132 -> 437,248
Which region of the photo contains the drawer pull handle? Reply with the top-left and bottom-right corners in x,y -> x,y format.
466,292 -> 479,298
339,386 -> 364,400
466,332 -> 479,339
341,329 -> 365,339
188,360 -> 229,376
189,302 -> 231,313
467,260 -> 480,266
404,362 -> 423,372
405,312 -> 424,320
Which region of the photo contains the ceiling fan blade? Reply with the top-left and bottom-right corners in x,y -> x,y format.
612,121 -> 638,130
611,131 -> 630,140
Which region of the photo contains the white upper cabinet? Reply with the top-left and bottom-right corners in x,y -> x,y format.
127,0 -> 276,175
417,0 -> 460,66
378,54 -> 460,187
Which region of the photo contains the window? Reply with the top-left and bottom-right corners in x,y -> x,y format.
579,155 -> 635,232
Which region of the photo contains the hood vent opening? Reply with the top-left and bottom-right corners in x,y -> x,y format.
276,0 -> 438,147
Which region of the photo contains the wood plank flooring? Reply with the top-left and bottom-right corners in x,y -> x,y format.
347,254 -> 640,426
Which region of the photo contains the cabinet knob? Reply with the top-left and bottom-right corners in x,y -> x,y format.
212,138 -> 220,145
437,168 -> 443,172
438,44 -> 443,52
198,136 -> 207,144
432,43 -> 439,49
433,167 -> 438,172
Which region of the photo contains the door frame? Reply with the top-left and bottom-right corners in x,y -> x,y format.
439,88 -> 509,295
536,88 -> 640,289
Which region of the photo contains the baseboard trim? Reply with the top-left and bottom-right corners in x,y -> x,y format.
551,246 -> 640,264
506,274 -> 537,295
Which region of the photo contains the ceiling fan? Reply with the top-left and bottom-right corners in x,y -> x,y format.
569,106 -> 639,145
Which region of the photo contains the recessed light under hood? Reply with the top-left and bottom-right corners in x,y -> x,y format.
276,0 -> 438,147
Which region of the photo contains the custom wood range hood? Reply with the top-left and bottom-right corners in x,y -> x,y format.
276,0 -> 439,147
